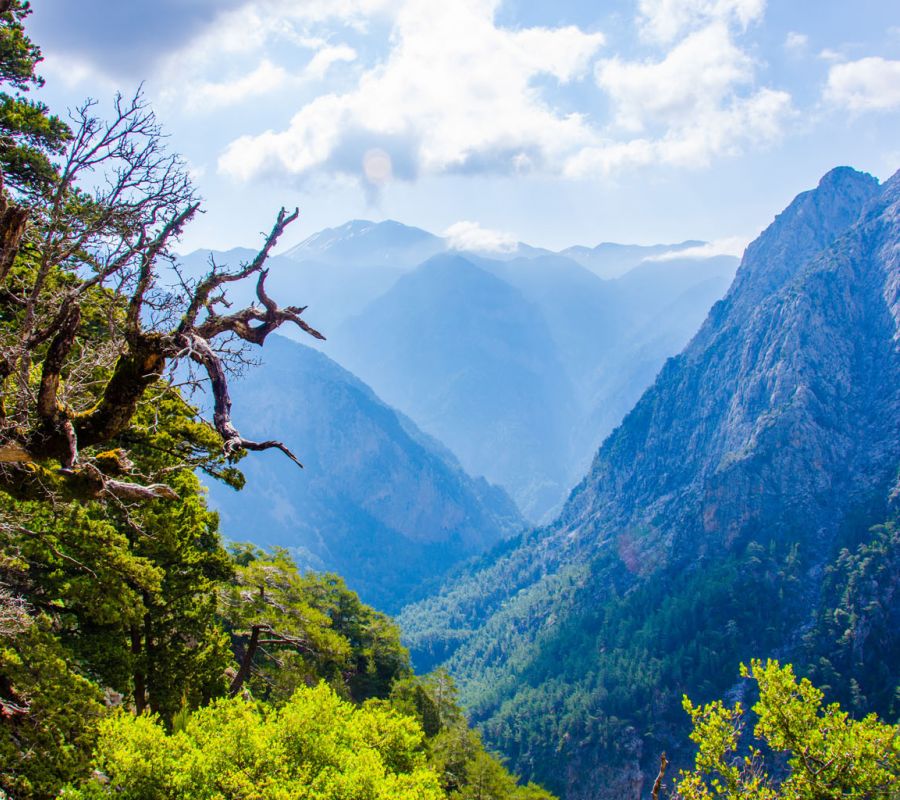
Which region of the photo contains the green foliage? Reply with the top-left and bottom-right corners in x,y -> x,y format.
803,516 -> 900,719
1,393 -> 236,713
391,669 -> 464,737
388,670 -> 556,800
0,1 -> 42,90
675,660 -> 900,799
64,682 -> 445,800
0,621 -> 105,799
0,1 -> 70,195
0,393 -> 238,796
221,545 -> 410,702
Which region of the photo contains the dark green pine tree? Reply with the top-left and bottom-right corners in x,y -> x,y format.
0,0 -> 70,197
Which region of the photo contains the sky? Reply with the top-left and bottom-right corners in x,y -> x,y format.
28,0 -> 900,255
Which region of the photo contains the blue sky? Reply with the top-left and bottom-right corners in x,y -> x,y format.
29,0 -> 900,255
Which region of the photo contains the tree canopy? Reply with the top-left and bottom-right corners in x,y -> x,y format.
674,660 -> 899,799
61,683 -> 446,800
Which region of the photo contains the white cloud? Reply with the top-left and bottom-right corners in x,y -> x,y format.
142,0 -> 376,111
177,59 -> 290,112
443,221 -> 518,253
825,57 -> 900,112
212,0 -> 789,187
40,50 -> 118,91
818,48 -> 844,63
305,44 -> 358,79
219,0 -> 604,185
646,235 -> 749,260
637,0 -> 765,43
596,23 -> 753,132
160,41 -> 357,114
579,23 -> 792,174
185,160 -> 208,181
172,0 -> 394,63
565,87 -> 790,175
784,31 -> 808,53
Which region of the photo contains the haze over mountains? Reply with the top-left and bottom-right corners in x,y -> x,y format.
192,222 -> 736,510
319,226 -> 736,519
187,220 -> 739,604
203,336 -> 523,613
399,167 -> 900,798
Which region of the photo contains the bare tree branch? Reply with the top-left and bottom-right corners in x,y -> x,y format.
181,332 -> 302,467
0,92 -> 322,502
652,752 -> 668,800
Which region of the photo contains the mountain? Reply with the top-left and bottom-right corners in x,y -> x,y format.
282,219 -> 444,268
399,167 -> 900,798
560,239 -> 706,279
571,254 -> 738,475
204,335 -> 524,613
281,218 -> 708,276
184,224 -> 738,522
328,254 -> 579,521
331,249 -> 737,520
476,253 -> 738,490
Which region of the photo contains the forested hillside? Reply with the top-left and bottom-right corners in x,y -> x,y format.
400,167 -> 900,798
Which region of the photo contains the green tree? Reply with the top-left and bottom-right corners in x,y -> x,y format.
803,516 -> 900,719
0,621 -> 105,798
221,546 -> 410,703
674,660 -> 899,799
220,545 -> 351,700
0,394 -> 240,797
0,0 -> 70,197
0,0 -> 323,507
389,670 -> 557,800
63,683 -> 446,800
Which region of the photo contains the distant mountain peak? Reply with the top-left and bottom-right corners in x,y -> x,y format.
282,219 -> 443,267
560,239 -> 714,279
281,218 -> 733,278
816,164 -> 876,190
723,166 -> 879,307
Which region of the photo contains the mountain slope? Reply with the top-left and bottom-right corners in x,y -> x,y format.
478,253 -> 738,487
400,167 -> 900,798
204,335 -> 523,613
185,225 -> 738,524
331,250 -> 737,521
329,254 -> 580,520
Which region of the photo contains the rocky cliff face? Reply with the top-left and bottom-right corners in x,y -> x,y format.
560,166 -> 894,563
400,167 -> 900,798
